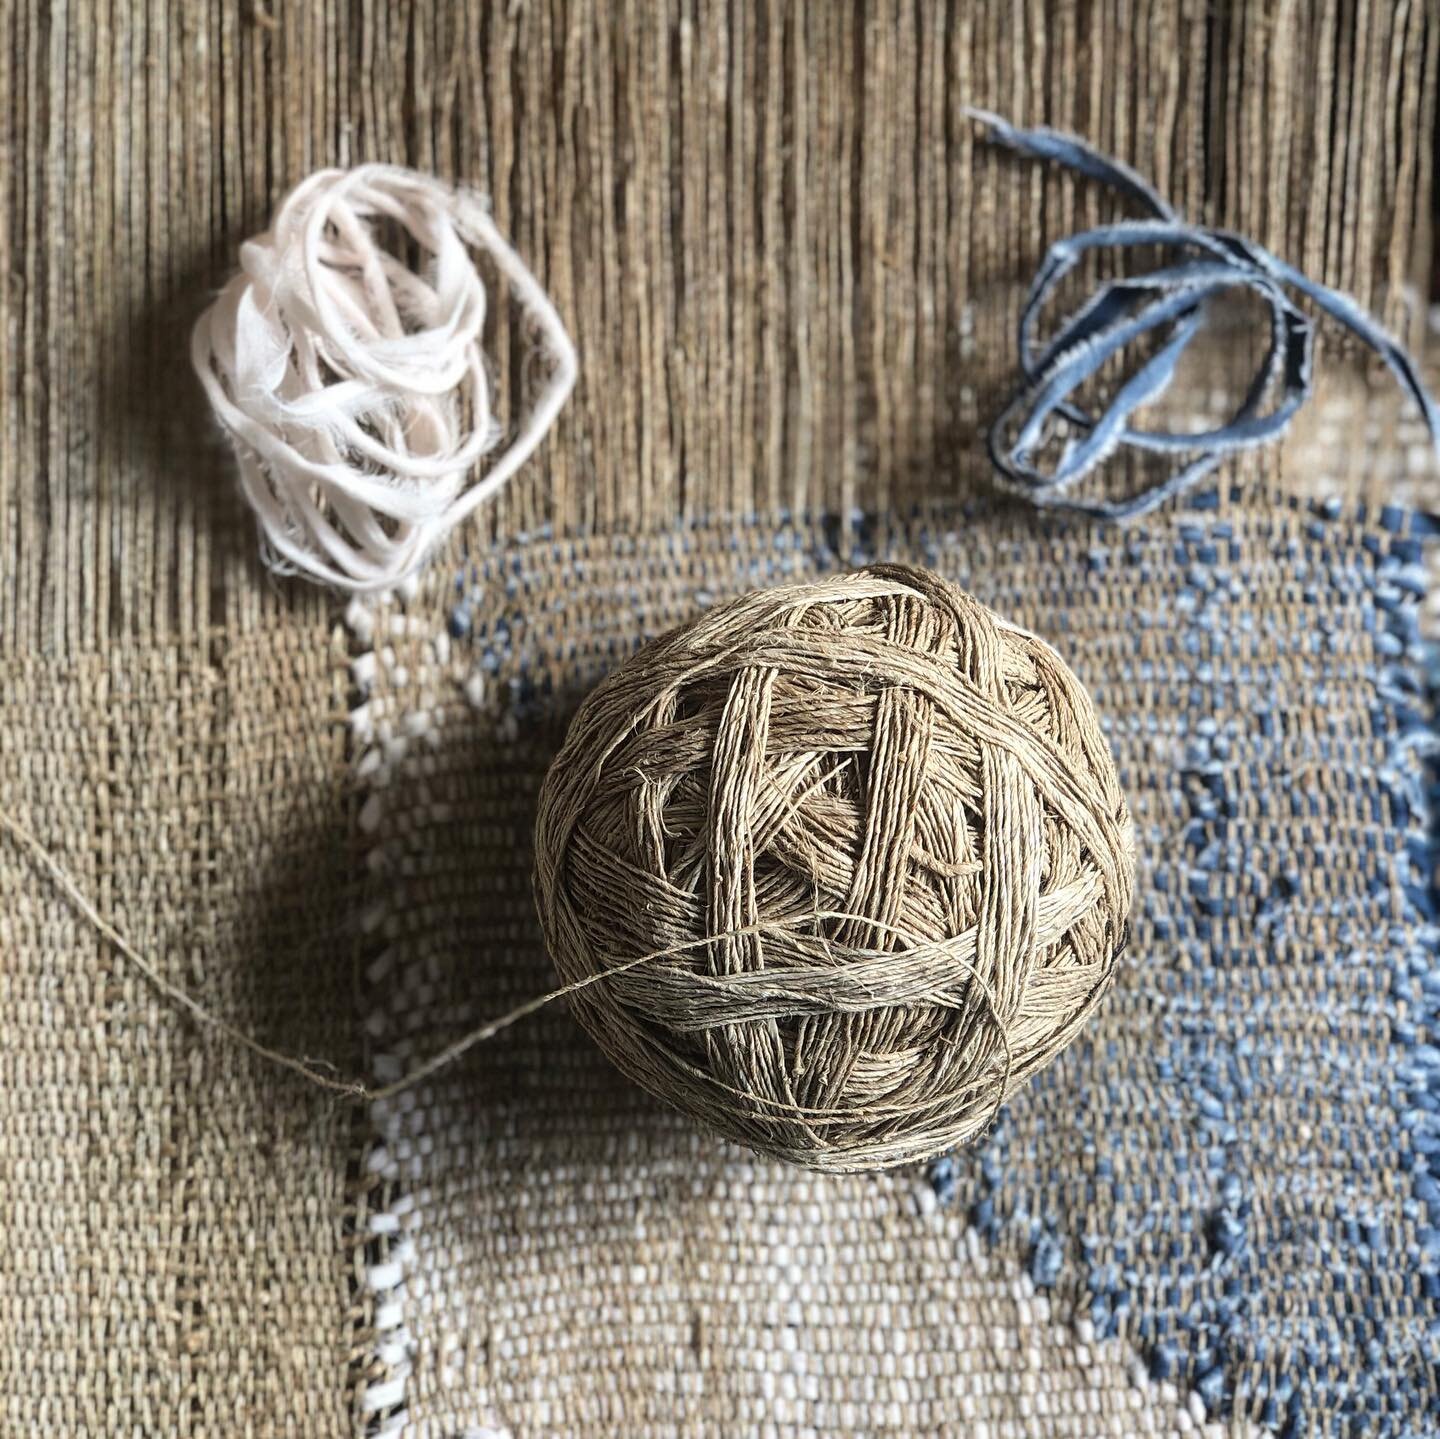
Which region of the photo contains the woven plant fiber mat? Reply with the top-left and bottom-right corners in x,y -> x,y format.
341,494 -> 1439,1437
2,1 -> 1440,1436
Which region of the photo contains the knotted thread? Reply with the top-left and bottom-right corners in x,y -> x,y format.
192,165 -> 577,592
972,110 -> 1440,519
534,565 -> 1135,1173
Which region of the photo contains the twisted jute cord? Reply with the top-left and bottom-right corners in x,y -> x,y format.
192,164 -> 577,593
0,804 -> 1016,1120
533,565 -> 1134,1172
971,110 -> 1440,519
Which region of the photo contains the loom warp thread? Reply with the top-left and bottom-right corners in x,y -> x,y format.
192,165 -> 577,592
973,110 -> 1440,519
534,564 -> 1135,1173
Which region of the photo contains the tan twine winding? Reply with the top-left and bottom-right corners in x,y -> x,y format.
535,565 -> 1135,1172
0,807 -> 1004,1111
3,566 -> 1131,1169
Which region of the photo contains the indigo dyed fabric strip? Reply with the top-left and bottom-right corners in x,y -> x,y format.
971,109 -> 1440,521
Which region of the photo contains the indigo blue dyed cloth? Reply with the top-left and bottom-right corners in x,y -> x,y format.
973,110 -> 1440,520
434,491 -> 1440,1435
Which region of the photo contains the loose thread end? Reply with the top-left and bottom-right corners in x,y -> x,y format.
2,797 -> 1035,1127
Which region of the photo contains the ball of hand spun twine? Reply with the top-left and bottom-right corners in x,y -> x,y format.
535,565 -> 1134,1173
192,165 -> 576,593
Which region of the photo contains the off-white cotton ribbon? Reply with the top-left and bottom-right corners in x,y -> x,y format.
192,165 -> 577,592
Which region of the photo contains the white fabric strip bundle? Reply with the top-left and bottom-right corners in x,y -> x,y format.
192,165 -> 577,592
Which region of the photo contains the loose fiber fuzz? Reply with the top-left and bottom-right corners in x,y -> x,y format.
192,164 -> 577,593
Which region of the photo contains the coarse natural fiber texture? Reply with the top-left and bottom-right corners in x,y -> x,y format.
535,564 -> 1135,1172
191,165 -> 577,593
3,3 -> 1439,1436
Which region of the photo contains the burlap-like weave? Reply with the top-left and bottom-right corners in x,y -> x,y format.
1,4 -> 1436,1435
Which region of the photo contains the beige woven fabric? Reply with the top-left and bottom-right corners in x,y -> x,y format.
0,3 -> 1434,1435
348,513 -> 1230,1437
351,473 -> 1440,1436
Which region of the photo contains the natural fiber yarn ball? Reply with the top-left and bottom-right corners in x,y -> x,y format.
535,564 -> 1134,1173
192,165 -> 576,593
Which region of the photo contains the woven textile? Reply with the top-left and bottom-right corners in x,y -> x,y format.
353,480 -> 1439,1437
1,3 -> 1438,1436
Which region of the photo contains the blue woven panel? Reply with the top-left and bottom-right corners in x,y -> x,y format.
911,497 -> 1439,1436
411,494 -> 1440,1433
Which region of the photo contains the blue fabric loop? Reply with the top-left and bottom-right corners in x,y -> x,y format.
970,109 -> 1440,520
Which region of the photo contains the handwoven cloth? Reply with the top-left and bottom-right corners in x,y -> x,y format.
1,3 -> 1437,1436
